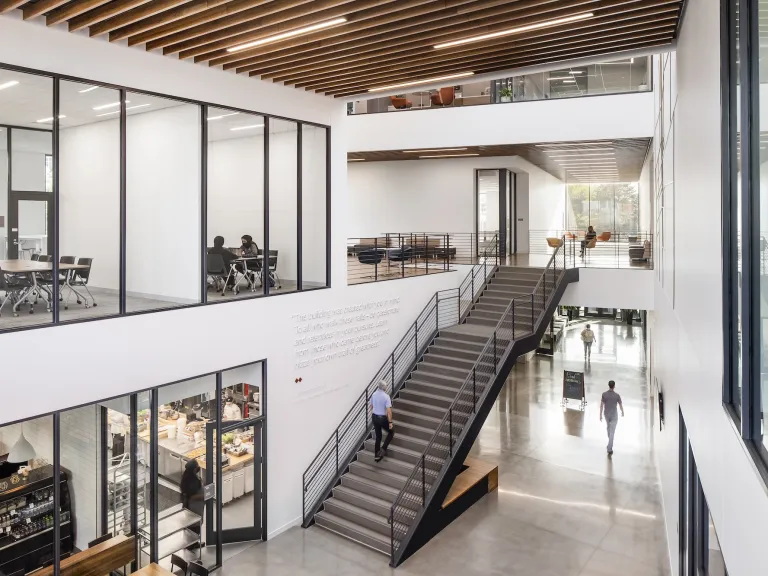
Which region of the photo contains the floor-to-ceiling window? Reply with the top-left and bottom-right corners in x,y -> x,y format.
566,182 -> 640,233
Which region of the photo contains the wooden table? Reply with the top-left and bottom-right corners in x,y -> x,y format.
32,534 -> 135,576
132,563 -> 175,575
0,259 -> 89,315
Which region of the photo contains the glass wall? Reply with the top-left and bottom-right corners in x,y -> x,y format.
566,183 -> 640,233
0,61 -> 331,333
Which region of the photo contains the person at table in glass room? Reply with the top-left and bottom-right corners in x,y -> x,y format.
240,235 -> 259,257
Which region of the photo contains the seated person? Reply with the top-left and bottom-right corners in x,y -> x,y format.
240,234 -> 259,257
208,236 -> 237,269
580,225 -> 597,257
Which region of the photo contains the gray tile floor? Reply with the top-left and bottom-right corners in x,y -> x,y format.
217,317 -> 671,575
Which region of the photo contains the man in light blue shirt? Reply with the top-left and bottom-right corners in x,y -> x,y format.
370,381 -> 394,462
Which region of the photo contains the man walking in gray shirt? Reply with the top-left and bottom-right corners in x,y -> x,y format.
600,380 -> 624,456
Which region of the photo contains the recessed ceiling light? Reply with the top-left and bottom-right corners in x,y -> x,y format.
434,12 -> 593,49
79,86 -> 98,93
562,80 -> 577,84
230,124 -> 264,131
227,17 -> 347,53
93,101 -> 129,111
208,112 -> 240,121
537,141 -> 612,147
36,115 -> 65,123
0,80 -> 19,91
569,71 -> 584,75
368,72 -> 474,93
418,153 -> 480,159
96,103 -> 151,117
404,148 -> 468,153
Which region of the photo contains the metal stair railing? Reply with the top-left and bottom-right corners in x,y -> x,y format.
389,236 -> 568,563
302,235 -> 499,526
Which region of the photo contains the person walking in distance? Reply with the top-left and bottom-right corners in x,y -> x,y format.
600,380 -> 624,456
370,381 -> 394,462
581,323 -> 596,360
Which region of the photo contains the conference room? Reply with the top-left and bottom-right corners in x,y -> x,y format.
0,65 -> 330,332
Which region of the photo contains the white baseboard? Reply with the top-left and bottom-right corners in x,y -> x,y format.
267,516 -> 301,540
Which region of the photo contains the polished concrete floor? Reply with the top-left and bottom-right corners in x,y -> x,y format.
214,317 -> 669,575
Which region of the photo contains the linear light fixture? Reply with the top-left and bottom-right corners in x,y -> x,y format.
93,100 -> 129,111
36,115 -> 65,123
569,71 -> 584,74
96,104 -> 151,117
434,12 -> 593,49
208,112 -> 240,121
536,141 -> 612,147
562,80 -> 577,84
0,80 -> 19,91
544,148 -> 613,153
549,153 -> 615,158
348,158 -> 365,161
418,153 -> 480,159
227,17 -> 347,53
404,147 -> 468,153
368,71 -> 474,93
547,77 -> 573,81
79,86 -> 98,93
230,124 -> 264,131
559,162 -> 617,166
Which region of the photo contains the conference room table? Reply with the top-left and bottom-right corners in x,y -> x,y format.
224,255 -> 263,294
0,259 -> 89,314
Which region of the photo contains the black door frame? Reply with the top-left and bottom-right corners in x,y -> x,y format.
8,190 -> 54,259
474,168 -> 515,257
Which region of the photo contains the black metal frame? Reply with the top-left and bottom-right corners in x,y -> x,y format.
0,60 -> 332,334
679,408 -> 688,576
473,168 -> 512,255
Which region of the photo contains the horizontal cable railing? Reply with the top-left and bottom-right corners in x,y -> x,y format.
389,236 -> 567,562
529,230 -> 653,270
303,236 -> 498,525
347,233 -> 499,285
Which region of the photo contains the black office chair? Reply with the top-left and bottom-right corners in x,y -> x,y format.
267,249 -> 281,289
170,553 -> 189,575
187,562 -> 209,576
38,254 -> 52,263
30,253 -> 40,261
388,246 -> 413,263
206,253 -> 228,296
69,257 -> 96,308
88,532 -> 112,548
0,266 -> 33,317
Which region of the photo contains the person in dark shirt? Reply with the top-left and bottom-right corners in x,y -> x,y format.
208,236 -> 237,269
581,225 -> 597,257
240,234 -> 259,257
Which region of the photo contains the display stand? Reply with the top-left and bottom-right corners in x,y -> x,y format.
107,453 -> 148,537
562,370 -> 587,410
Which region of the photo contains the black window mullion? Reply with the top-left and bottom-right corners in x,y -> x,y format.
264,117 -> 270,296
52,78 -> 60,323
325,126 -> 331,288
201,105 -> 208,304
297,123 -> 302,291
53,412 -> 61,576
119,89 -> 127,315
149,388 -> 159,562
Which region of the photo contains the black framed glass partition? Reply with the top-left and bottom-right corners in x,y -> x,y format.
0,360 -> 266,575
0,60 -> 331,333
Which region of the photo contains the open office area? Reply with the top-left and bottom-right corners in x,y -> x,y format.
0,67 -> 330,332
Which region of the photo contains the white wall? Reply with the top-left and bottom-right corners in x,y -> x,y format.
347,156 -> 565,238
301,125 -> 328,286
560,268 -> 654,310
348,91 -> 655,152
649,3 -> 768,576
639,147 -> 653,233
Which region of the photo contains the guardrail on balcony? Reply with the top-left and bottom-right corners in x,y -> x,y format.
529,230 -> 653,270
348,56 -> 651,115
347,233 -> 499,285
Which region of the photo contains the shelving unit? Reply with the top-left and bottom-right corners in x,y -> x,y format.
107,454 -> 148,537
138,506 -> 201,564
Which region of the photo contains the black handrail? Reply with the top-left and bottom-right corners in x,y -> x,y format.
301,235 -> 499,525
389,236 -> 567,563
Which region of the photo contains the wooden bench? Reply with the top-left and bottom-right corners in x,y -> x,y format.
32,534 -> 135,576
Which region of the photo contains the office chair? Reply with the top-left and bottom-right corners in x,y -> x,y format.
38,254 -> 52,263
388,246 -> 413,263
30,253 -> 40,261
430,87 -> 455,107
68,257 -> 96,309
187,562 -> 209,576
267,250 -> 281,289
88,532 -> 112,548
0,266 -> 34,317
170,553 -> 189,575
206,253 -> 228,296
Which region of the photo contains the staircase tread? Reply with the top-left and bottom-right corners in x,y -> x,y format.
393,408 -> 443,426
315,510 -> 396,546
359,449 -> 439,475
343,473 -> 401,496
364,437 -> 426,459
334,484 -> 393,508
351,460 -> 410,481
423,352 -> 493,367
399,388 -> 475,408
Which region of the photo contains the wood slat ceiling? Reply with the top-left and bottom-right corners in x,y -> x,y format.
347,138 -> 652,183
4,0 -> 682,97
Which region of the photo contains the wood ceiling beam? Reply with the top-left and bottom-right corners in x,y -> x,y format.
279,10 -> 677,85
130,0 -> 274,47
154,0 -> 332,53
0,0 -> 27,14
109,0 -> 231,42
23,0 -> 70,20
46,0 -> 112,25
179,0 -> 414,61
226,0 -> 676,73
312,28 -> 672,93
89,0 -> 193,37
68,0 -> 151,31
327,36 -> 671,96
212,0 -> 567,68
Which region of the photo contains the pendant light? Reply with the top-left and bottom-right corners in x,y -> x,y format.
8,426 -> 36,463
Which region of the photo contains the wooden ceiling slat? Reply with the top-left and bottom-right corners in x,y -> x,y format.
23,0 -> 70,20
109,0 -> 231,42
68,0 -> 151,31
88,0 -> 193,37
315,31 -> 671,94
213,0 -> 585,69
225,0 -> 677,73
130,0 -> 274,47
156,0 -> 343,54
282,12 -> 677,86
0,0 -> 27,14
46,0 -> 112,25
178,0 -> 418,61
328,37 -> 670,96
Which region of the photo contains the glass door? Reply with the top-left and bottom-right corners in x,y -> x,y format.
8,191 -> 52,259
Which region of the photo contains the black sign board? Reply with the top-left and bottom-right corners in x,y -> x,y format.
563,370 -> 585,401
203,483 -> 215,501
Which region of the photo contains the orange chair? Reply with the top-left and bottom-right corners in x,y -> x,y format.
430,87 -> 455,107
597,232 -> 612,242
546,238 -> 563,248
390,96 -> 412,110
